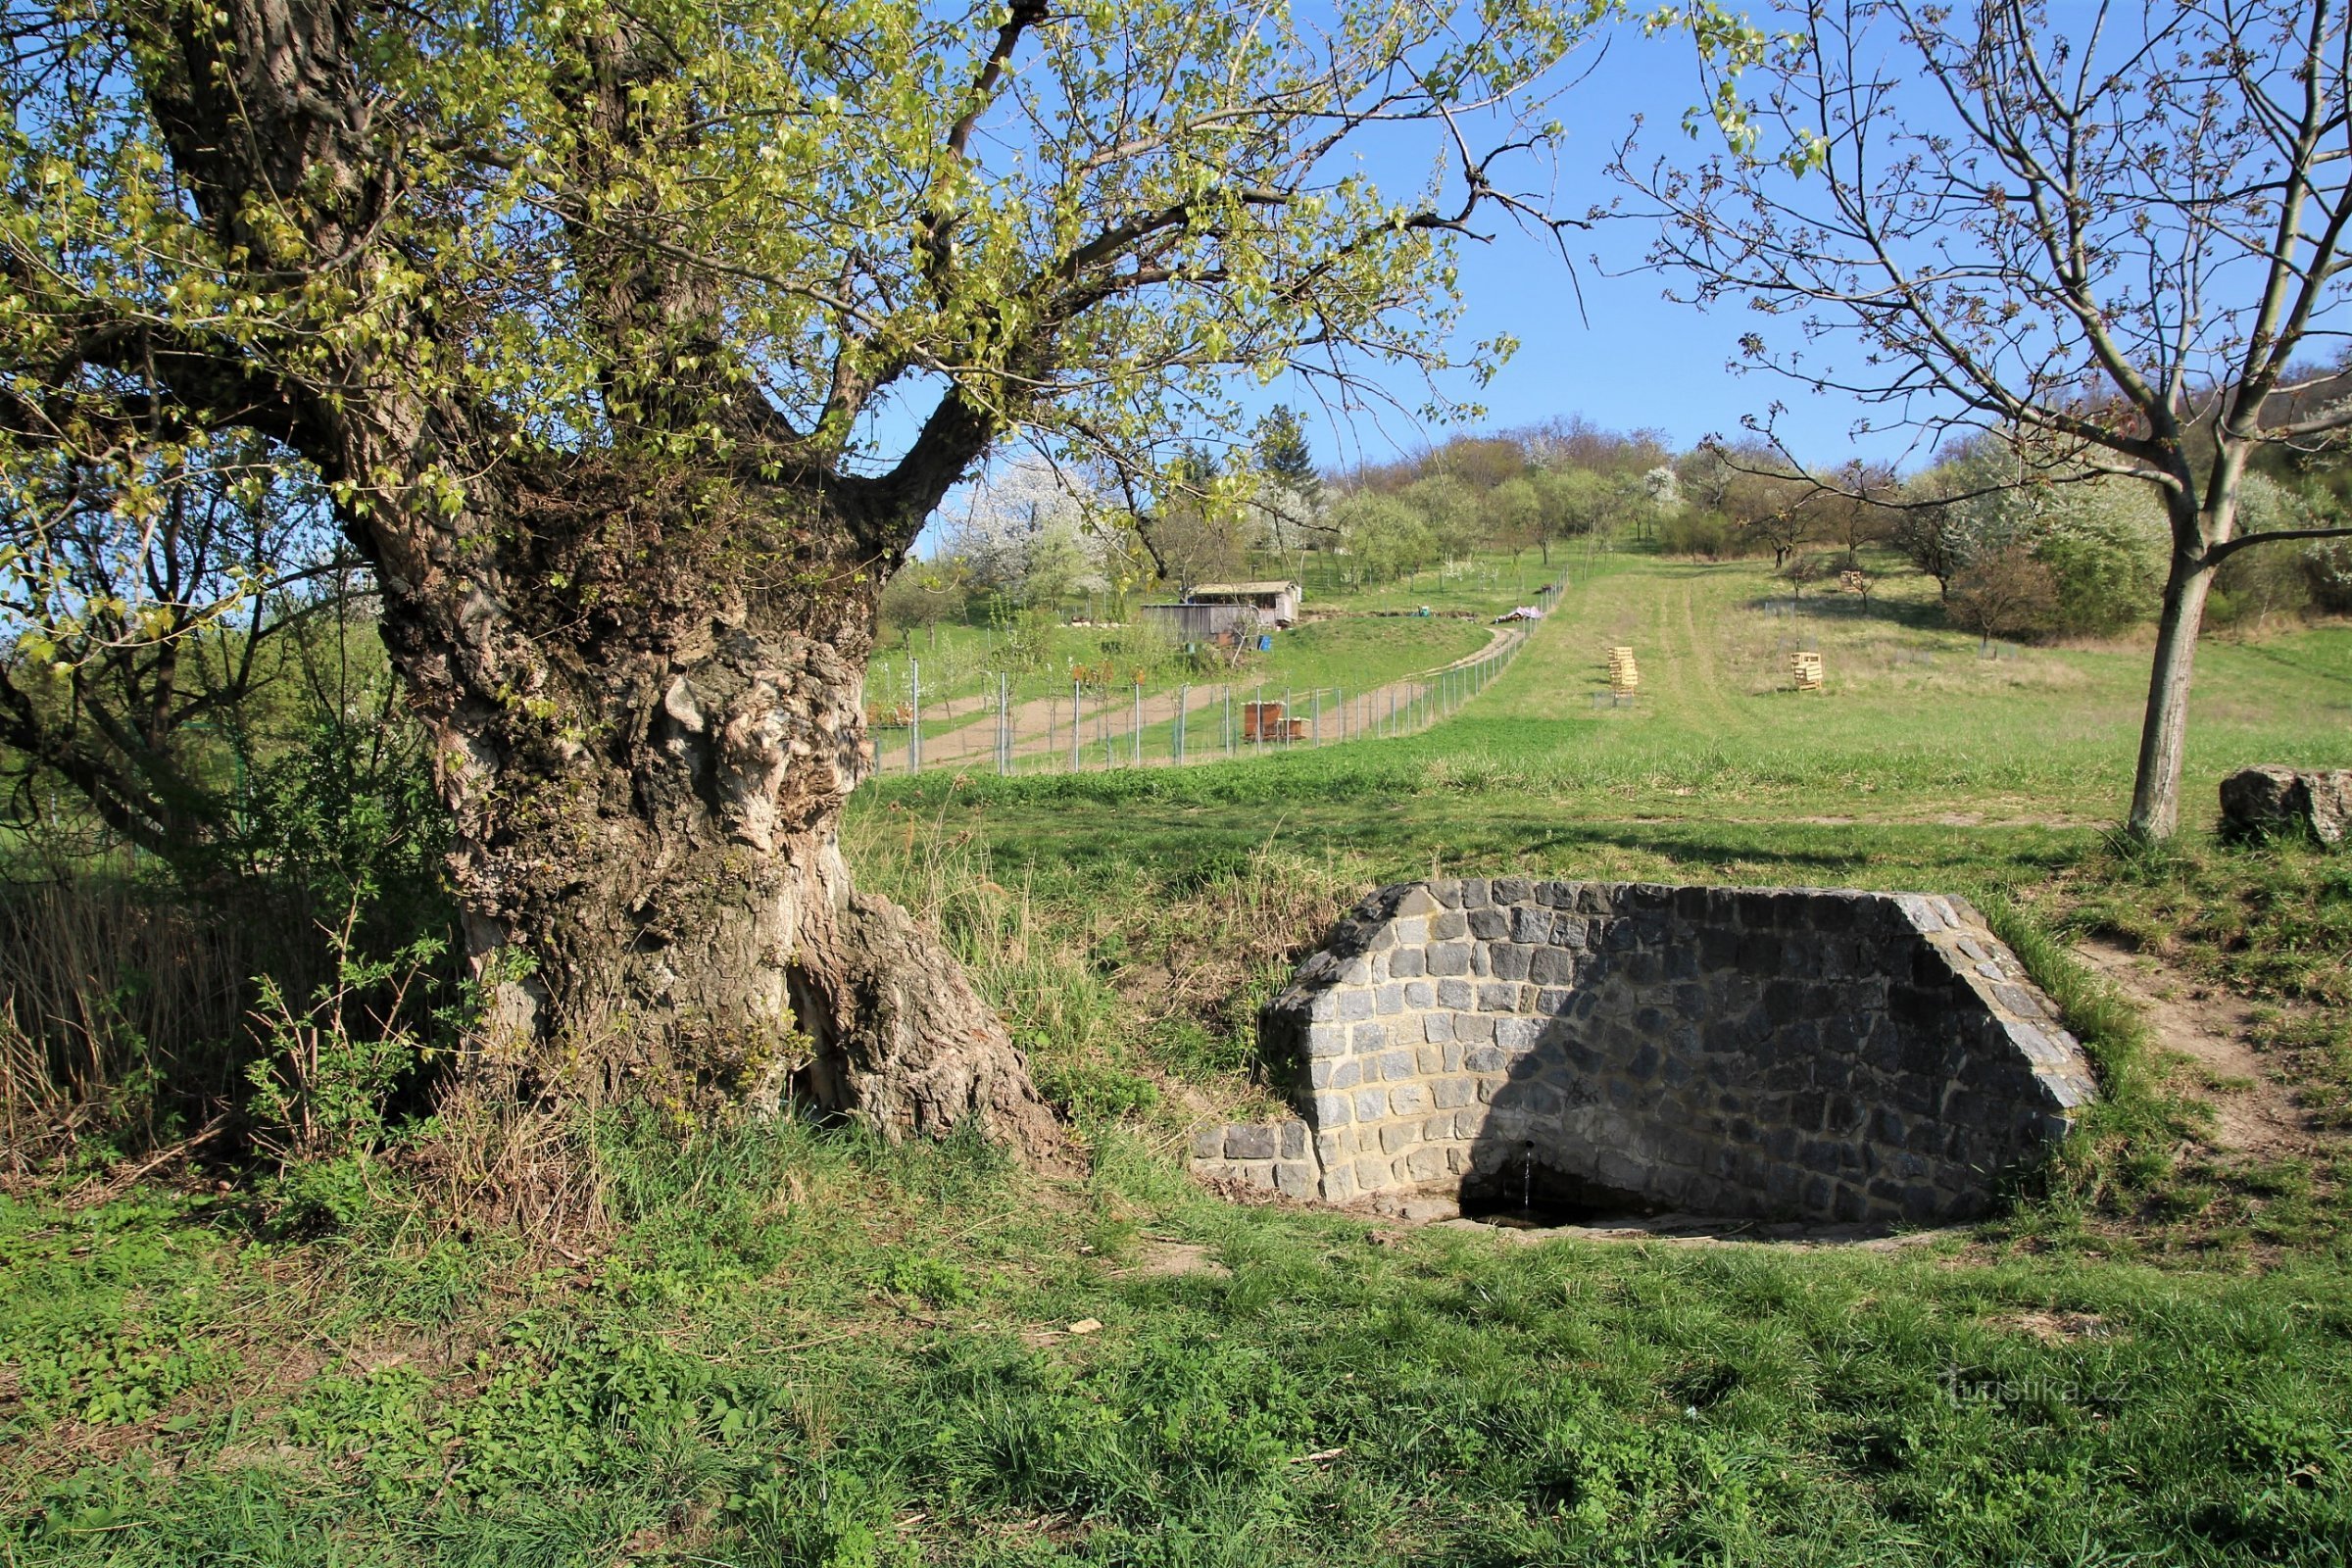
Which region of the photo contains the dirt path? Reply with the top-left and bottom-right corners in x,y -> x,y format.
875,626 -> 1527,777
2072,937 -> 2319,1160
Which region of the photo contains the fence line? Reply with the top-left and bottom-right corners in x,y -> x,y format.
869,579 -> 1562,780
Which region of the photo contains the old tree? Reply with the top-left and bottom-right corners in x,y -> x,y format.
0,0 -> 1632,1146
1632,0 -> 2352,838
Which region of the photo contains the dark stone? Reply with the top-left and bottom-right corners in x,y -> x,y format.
2221,765 -> 2352,846
1225,1124 -> 1278,1160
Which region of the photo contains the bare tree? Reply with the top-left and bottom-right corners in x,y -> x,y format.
1949,545 -> 2061,649
1629,0 -> 2352,837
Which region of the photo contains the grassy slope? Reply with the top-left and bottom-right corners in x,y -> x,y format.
7,551 -> 2352,1565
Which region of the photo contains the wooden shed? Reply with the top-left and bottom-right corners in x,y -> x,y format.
1140,580 -> 1302,641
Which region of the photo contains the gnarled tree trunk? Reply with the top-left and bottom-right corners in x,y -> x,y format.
373,465 -> 1057,1156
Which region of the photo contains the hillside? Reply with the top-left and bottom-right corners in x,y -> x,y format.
10,549 -> 2349,1563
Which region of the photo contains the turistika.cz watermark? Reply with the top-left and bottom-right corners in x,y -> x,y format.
1940,1369 -> 2124,1409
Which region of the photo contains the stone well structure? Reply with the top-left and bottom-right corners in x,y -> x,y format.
1191,879 -> 2098,1225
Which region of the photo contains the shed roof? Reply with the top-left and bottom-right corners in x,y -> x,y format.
1187,580 -> 1300,598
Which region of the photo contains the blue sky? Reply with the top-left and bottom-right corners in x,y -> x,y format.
1267,23 -> 1926,478
910,14 -> 1936,555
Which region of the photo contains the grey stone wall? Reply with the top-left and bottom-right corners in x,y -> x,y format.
1191,879 -> 2097,1225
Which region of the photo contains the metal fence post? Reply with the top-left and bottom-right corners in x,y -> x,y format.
909,660 -> 920,773
1070,682 -> 1081,771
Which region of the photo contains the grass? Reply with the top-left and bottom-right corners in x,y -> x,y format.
8,548 -> 2352,1564
5,1123 -> 2350,1564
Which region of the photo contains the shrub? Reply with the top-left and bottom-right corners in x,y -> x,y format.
1947,544 -> 2060,645
2305,538 -> 2352,613
1658,508 -> 1735,559
2032,490 -> 2164,635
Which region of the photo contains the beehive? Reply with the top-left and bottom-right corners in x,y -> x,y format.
1790,651 -> 1825,692
1606,646 -> 1640,693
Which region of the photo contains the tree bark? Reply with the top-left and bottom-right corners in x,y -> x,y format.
376,467 -> 1058,1156
2125,539 -> 2218,842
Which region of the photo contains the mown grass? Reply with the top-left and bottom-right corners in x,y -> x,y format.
7,549 -> 2352,1564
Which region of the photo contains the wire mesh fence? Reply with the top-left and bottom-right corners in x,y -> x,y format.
870,580 -> 1561,779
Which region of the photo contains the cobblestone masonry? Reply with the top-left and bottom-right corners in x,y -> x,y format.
1190,880 -> 2098,1225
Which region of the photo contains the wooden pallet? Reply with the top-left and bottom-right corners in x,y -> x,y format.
1605,645 -> 1641,694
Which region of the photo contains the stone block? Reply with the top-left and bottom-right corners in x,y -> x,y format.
1427,942 -> 1472,976
1423,1012 -> 1455,1044
1388,1082 -> 1432,1118
1226,1124 -> 1278,1161
1281,1120 -> 1308,1160
1405,1144 -> 1450,1181
1417,1044 -> 1445,1075
1378,1047 -> 1418,1081
1305,1023 -> 1349,1058
1338,989 -> 1374,1020
1455,1013 -> 1494,1042
1432,910 -> 1468,939
1432,1075 -> 1473,1109
1353,1088 -> 1390,1122
1309,1056 -> 1360,1091
1189,1125 -> 1226,1160
1315,1129 -> 1349,1165
1478,982 -> 1521,1013
1495,1016 -> 1544,1051
1310,1091 -> 1353,1128
1353,1155 -> 1395,1193
1274,1160 -> 1318,1199
1437,978 -> 1476,1009
1390,947 -> 1426,979
1378,1119 -> 1419,1154
1319,1163 -> 1356,1201
1352,1021 -> 1389,1052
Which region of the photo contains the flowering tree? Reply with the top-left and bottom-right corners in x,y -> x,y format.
2,0 -> 1694,1143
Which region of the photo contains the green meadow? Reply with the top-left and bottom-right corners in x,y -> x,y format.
7,549 -> 2352,1565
